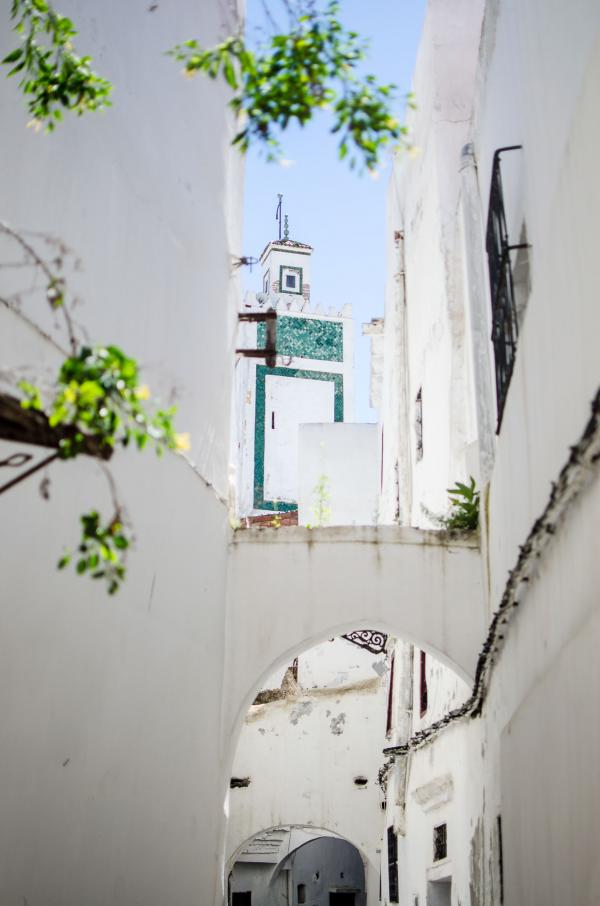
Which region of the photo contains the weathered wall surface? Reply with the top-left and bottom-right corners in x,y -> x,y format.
0,2 -> 243,903
379,0 -> 600,904
224,524 -> 484,748
227,639 -> 388,905
298,423 -> 380,526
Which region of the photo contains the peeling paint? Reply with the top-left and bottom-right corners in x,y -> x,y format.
469,816 -> 484,906
330,713 -> 346,735
290,701 -> 313,725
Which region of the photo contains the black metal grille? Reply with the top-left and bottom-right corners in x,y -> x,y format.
433,823 -> 447,862
485,146 -> 524,429
387,826 -> 399,902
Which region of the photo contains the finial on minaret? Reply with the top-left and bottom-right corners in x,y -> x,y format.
275,193 -> 283,240
283,215 -> 289,240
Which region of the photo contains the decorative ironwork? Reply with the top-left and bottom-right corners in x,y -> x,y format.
341,629 -> 388,654
485,146 -> 527,430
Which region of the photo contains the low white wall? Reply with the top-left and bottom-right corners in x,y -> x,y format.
298,423 -> 380,526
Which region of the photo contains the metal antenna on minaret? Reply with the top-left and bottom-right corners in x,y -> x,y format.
283,215 -> 289,240
275,194 -> 283,240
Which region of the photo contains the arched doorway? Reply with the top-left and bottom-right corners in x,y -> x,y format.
228,827 -> 366,906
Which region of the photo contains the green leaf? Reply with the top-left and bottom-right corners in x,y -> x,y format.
2,47 -> 23,64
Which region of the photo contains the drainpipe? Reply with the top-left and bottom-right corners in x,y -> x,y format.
459,143 -> 496,484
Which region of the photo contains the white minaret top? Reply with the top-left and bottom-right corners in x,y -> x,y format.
259,235 -> 313,300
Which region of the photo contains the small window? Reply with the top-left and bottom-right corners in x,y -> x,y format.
386,654 -> 395,735
433,823 -> 447,862
415,388 -> 423,461
280,265 -> 302,294
497,815 -> 504,904
263,270 -> 270,293
298,883 -> 306,904
419,650 -> 428,717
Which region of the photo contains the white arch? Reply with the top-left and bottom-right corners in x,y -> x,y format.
222,524 -> 485,751
226,825 -> 370,906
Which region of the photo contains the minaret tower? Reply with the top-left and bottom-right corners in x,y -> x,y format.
235,199 -> 354,521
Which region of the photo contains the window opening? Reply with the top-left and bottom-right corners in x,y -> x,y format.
232,893 -> 251,906
485,145 -> 528,429
387,826 -> 399,903
419,650 -> 428,717
263,269 -> 270,293
386,654 -> 395,735
415,388 -> 423,461
433,823 -> 447,862
298,883 -> 306,904
497,815 -> 504,904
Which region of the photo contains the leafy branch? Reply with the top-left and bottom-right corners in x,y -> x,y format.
19,345 -> 182,460
1,223 -> 188,594
169,0 -> 411,170
2,0 -> 112,132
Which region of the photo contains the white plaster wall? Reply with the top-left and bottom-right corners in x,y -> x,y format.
298,423 -> 380,526
379,1 -> 600,903
379,0 -> 485,528
226,657 -> 389,905
0,2 -> 243,903
265,375 -> 335,503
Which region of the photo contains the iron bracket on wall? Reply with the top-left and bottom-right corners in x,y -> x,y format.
236,310 -> 277,368
342,629 -> 388,655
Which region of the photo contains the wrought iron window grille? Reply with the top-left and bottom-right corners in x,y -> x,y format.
485,146 -> 529,430
433,823 -> 447,862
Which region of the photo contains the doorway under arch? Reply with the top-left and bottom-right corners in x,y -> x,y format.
228,826 -> 366,906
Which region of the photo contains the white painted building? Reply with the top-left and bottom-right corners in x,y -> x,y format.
0,1 -> 598,904
375,0 -> 600,904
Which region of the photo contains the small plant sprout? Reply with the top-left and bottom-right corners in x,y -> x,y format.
271,499 -> 282,529
308,473 -> 332,528
442,477 -> 480,532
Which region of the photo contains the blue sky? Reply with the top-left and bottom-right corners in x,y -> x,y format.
242,0 -> 427,421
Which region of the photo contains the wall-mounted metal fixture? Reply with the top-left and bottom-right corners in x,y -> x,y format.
341,629 -> 388,655
229,776 -> 251,789
231,255 -> 259,271
236,310 -> 277,367
485,145 -> 529,429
